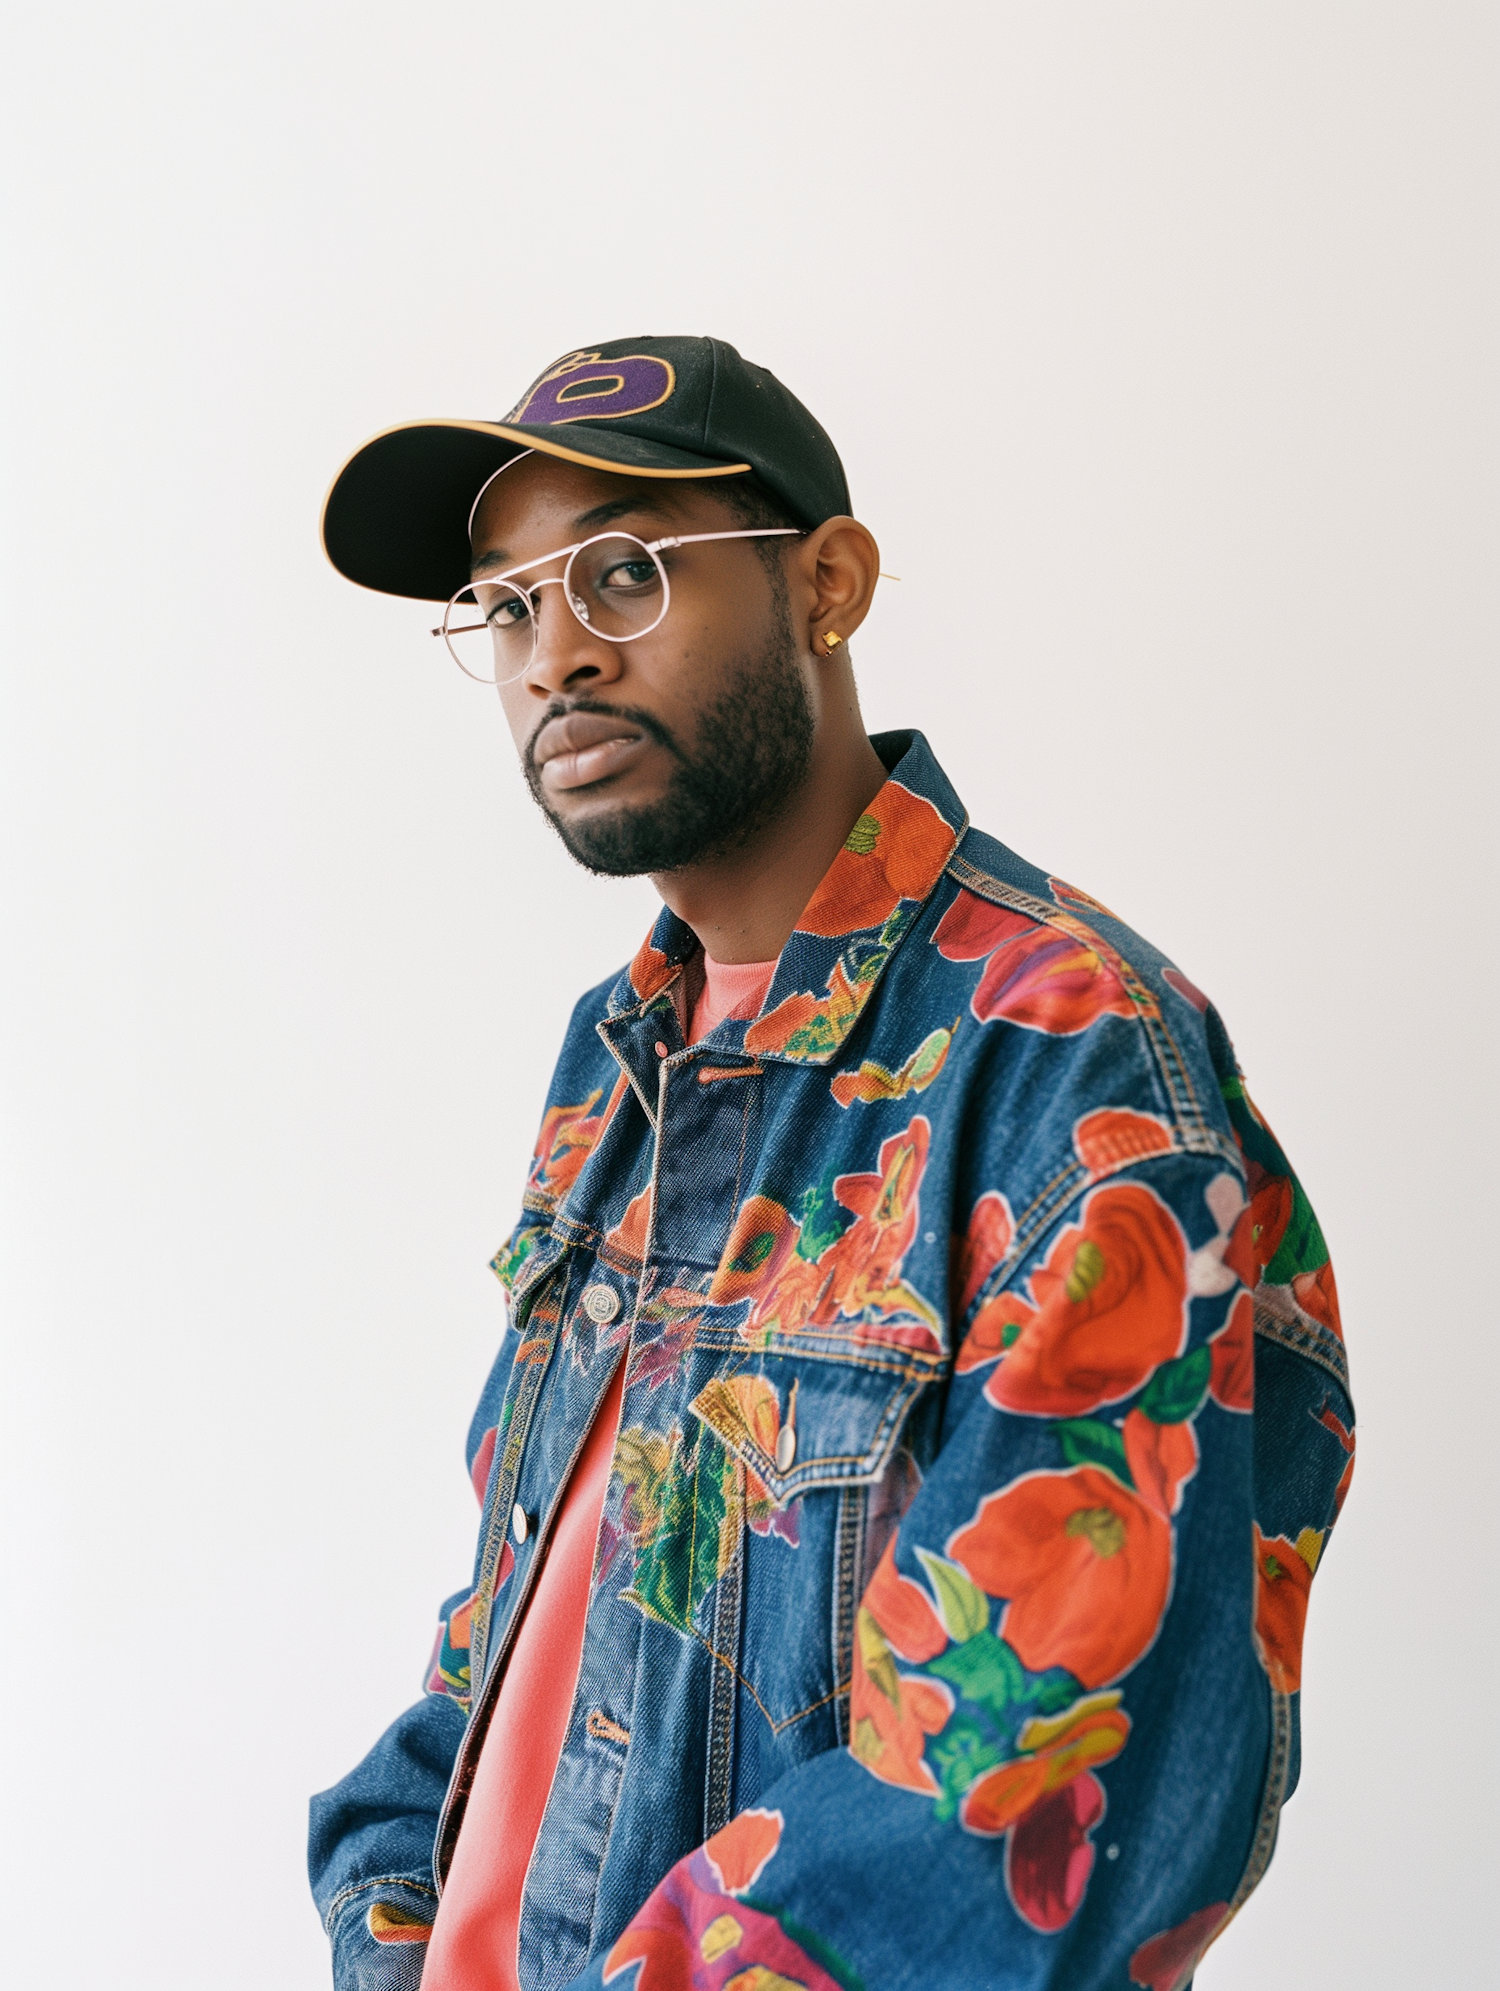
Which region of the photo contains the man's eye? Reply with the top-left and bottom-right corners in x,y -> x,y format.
486,594 -> 532,628
599,560 -> 658,591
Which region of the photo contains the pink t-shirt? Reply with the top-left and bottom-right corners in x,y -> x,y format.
421,1363 -> 626,1991
422,952 -> 777,1988
688,953 -> 778,1043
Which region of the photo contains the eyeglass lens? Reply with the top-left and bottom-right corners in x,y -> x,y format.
442,534 -> 668,684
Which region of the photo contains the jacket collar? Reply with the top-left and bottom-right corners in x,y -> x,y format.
603,730 -> 967,1068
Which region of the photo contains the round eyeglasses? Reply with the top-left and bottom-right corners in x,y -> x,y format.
432,527 -> 803,685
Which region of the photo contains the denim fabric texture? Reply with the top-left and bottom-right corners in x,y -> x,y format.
309,731 -> 1353,1991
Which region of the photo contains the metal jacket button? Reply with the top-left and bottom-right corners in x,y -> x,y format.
775,1379 -> 799,1472
512,1503 -> 530,1544
582,1283 -> 620,1324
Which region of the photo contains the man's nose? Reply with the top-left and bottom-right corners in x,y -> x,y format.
521,580 -> 625,696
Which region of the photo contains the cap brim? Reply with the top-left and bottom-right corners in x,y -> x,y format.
321,418 -> 752,602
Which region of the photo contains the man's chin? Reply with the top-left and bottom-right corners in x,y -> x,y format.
543,799 -> 681,879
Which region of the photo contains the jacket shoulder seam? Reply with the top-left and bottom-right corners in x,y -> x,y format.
1252,1297 -> 1351,1396
963,1142 -> 1241,1325
944,849 -> 1235,1163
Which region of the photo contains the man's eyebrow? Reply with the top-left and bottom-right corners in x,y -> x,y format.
573,494 -> 677,531
469,495 -> 679,579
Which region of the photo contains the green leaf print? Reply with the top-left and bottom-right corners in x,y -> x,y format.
1262,1174 -> 1330,1287
928,1628 -> 1026,1718
930,1714 -> 1005,1823
623,1430 -> 732,1636
1139,1345 -> 1211,1425
796,1170 -> 849,1261
916,1549 -> 990,1642
1056,1417 -> 1133,1482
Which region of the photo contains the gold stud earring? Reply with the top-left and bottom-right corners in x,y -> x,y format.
821,630 -> 843,652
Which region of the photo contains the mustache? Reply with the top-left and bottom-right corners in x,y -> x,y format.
522,697 -> 684,784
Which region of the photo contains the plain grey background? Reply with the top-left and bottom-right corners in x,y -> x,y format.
2,5 -> 1495,1986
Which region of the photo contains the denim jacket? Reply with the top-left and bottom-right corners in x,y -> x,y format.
310,731 -> 1353,1991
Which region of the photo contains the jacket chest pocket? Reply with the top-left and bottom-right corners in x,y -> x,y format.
687,1350 -> 936,1740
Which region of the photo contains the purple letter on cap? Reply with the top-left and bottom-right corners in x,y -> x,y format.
506,351 -> 675,426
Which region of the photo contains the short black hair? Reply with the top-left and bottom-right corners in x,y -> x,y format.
713,471 -> 804,535
710,473 -> 806,609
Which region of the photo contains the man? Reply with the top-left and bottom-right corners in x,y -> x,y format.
310,337 -> 1354,1991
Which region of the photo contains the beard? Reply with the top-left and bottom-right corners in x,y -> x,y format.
522,600 -> 816,878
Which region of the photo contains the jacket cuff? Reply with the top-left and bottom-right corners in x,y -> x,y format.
326,1878 -> 436,1991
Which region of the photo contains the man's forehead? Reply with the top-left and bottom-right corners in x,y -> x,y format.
470,459 -> 728,569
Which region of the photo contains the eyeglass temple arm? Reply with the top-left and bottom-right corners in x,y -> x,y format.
650,528 -> 802,551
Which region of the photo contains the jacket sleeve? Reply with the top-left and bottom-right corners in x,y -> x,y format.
309,1330 -> 520,1989
563,1146 -> 1353,1991
308,1687 -> 462,1988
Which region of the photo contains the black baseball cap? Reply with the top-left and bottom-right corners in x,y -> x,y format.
321,335 -> 851,603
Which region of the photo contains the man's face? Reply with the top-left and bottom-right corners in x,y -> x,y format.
472,454 -> 817,877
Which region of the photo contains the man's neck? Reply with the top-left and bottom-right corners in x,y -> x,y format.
651,718 -> 889,965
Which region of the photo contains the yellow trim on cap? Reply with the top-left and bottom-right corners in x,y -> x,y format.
484,423 -> 750,476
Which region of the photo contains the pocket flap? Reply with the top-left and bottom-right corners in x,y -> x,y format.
491,1220 -> 570,1313
689,1357 -> 929,1504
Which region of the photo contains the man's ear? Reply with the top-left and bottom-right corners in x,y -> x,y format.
793,516 -> 881,657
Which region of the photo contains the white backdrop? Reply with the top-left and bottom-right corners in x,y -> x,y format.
2,5 -> 1495,1986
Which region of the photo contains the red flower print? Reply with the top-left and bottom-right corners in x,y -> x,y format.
1253,1525 -> 1318,1692
932,888 -> 1037,961
958,1694 -> 1128,1933
708,1196 -> 798,1307
960,1693 -> 1130,1837
1005,1770 -> 1107,1932
1209,1291 -> 1254,1411
1317,1403 -> 1356,1516
981,1182 -> 1190,1418
863,1537 -> 949,1662
1048,877 -> 1121,921
795,781 -> 957,939
1122,1409 -> 1199,1519
819,1116 -> 931,1315
708,1195 -> 840,1341
606,1188 -> 653,1260
528,1072 -> 629,1202
934,889 -> 1140,1035
469,1425 -> 498,1502
1129,1902 -> 1231,1991
953,1190 -> 1031,1374
628,935 -> 676,1002
956,1287 -> 1036,1374
603,1837 -> 850,1991
950,1466 -> 1174,1687
1162,966 -> 1210,1013
746,956 -> 872,1061
1293,1259 -> 1343,1340
710,1119 -> 942,1354
1223,1171 -> 1293,1290
830,1019 -> 956,1107
1072,1108 -> 1174,1179
849,1541 -> 953,1795
954,1189 -> 1016,1314
701,1808 -> 783,1896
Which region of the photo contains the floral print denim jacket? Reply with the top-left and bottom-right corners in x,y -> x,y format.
309,732 -> 1354,1991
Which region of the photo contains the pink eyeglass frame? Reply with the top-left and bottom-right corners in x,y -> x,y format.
432,449 -> 802,682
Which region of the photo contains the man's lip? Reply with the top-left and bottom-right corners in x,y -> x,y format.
533,710 -> 652,792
